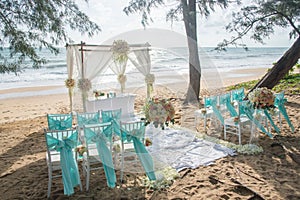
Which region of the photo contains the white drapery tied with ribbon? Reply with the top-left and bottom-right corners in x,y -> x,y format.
118,74 -> 127,93
145,73 -> 155,97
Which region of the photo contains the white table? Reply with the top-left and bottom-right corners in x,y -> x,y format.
86,93 -> 137,117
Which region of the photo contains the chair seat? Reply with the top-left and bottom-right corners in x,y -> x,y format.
224,116 -> 250,126
194,108 -> 214,118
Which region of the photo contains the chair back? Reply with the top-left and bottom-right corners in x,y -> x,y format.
204,95 -> 218,108
83,122 -> 113,150
238,100 -> 253,116
219,93 -> 238,117
77,112 -> 100,128
101,109 -> 122,135
120,120 -> 146,143
231,88 -> 245,102
47,113 -> 73,130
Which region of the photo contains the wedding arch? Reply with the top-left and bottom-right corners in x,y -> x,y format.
65,41 -> 154,112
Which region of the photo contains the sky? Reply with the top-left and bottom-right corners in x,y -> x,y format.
71,0 -> 294,48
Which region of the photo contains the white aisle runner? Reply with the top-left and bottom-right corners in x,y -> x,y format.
145,127 -> 236,172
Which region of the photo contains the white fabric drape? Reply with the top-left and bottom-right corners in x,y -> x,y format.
129,49 -> 153,98
66,43 -> 152,112
110,59 -> 128,93
66,46 -> 80,112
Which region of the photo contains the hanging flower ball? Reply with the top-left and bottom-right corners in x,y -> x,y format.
248,87 -> 275,109
77,78 -> 92,91
65,78 -> 75,88
111,40 -> 130,63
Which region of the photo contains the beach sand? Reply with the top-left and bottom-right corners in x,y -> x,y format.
1,68 -> 299,199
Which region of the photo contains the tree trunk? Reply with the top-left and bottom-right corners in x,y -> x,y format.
249,36 -> 300,93
181,0 -> 201,104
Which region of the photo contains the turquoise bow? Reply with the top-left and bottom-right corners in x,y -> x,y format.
77,113 -> 100,127
219,94 -> 238,117
85,128 -> 116,188
46,132 -> 80,196
102,111 -> 121,136
48,116 -> 72,130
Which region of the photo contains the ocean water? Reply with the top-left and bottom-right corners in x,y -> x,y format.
0,47 -> 289,98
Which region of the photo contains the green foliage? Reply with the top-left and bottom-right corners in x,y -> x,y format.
124,0 -> 237,26
227,73 -> 300,95
0,0 -> 100,74
217,0 -> 300,50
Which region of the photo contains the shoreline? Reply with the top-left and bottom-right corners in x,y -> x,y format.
0,67 -> 268,100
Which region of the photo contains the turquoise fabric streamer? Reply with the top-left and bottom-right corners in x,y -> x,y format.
84,127 -> 116,188
77,112 -> 100,127
275,92 -> 295,133
263,109 -> 280,134
240,101 -> 273,138
46,131 -> 81,196
47,114 -> 73,130
219,93 -> 238,117
231,88 -> 245,102
121,126 -> 156,181
210,96 -> 224,124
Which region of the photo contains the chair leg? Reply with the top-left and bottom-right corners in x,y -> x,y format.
86,164 -> 90,191
120,144 -> 125,183
238,125 -> 241,145
47,167 -> 52,198
204,115 -> 207,132
224,125 -> 227,140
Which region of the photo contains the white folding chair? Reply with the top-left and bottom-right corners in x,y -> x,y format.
44,128 -> 82,198
224,101 -> 253,145
119,120 -> 156,183
82,122 -> 117,191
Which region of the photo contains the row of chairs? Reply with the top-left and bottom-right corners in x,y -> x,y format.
195,88 -> 294,145
44,109 -> 155,197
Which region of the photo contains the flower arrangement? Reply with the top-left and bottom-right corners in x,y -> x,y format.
75,145 -> 87,157
145,138 -> 152,146
65,78 -> 75,88
111,40 -> 130,63
144,97 -> 175,129
93,90 -> 105,99
248,87 -> 275,109
77,78 -> 92,91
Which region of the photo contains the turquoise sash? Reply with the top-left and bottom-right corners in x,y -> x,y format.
121,126 -> 156,181
48,114 -> 73,130
275,92 -> 295,133
232,88 -> 245,102
219,93 -> 238,117
210,96 -> 224,124
241,101 -> 273,138
101,110 -> 121,136
84,127 -> 116,188
77,112 -> 100,127
263,109 -> 280,134
46,131 -> 80,196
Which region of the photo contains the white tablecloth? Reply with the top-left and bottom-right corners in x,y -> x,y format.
86,93 -> 136,117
